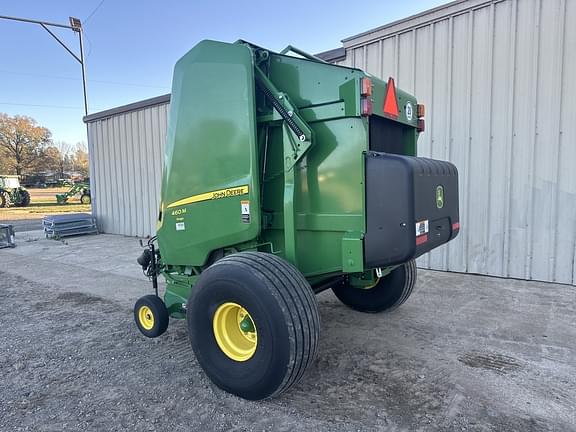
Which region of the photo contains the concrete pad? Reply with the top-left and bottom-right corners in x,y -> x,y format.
0,232 -> 574,430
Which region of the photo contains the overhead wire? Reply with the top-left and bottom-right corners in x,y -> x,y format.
0,69 -> 169,89
0,102 -> 83,110
83,0 -> 107,57
83,0 -> 106,25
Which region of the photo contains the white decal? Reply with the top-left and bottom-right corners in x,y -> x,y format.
416,220 -> 429,236
405,102 -> 413,121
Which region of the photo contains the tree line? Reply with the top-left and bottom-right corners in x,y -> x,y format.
0,113 -> 89,178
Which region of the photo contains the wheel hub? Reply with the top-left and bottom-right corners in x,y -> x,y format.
212,302 -> 257,362
138,305 -> 155,330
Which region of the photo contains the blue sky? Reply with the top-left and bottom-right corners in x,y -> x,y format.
0,0 -> 446,145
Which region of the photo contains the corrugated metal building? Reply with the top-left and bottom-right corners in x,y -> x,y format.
85,0 -> 576,285
85,95 -> 169,237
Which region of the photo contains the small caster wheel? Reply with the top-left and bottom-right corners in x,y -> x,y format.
134,295 -> 169,338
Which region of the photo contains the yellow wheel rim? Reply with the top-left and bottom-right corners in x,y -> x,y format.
138,305 -> 155,330
212,302 -> 257,362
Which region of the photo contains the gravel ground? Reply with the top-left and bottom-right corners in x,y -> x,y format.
0,234 -> 575,431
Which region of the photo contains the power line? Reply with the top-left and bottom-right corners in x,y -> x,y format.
0,69 -> 169,89
84,0 -> 106,25
0,102 -> 82,110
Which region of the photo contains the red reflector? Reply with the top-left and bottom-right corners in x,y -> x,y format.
383,77 -> 399,118
361,77 -> 372,97
417,118 -> 425,132
416,234 -> 428,245
452,222 -> 460,231
361,97 -> 373,116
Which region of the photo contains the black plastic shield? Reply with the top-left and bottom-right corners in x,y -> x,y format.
364,152 -> 459,268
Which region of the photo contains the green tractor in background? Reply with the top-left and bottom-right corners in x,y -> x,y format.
0,175 -> 31,208
56,182 -> 91,205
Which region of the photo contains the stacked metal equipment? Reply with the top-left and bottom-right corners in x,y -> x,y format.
0,224 -> 16,248
42,213 -> 98,239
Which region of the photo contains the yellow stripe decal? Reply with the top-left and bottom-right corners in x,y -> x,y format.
166,185 -> 249,209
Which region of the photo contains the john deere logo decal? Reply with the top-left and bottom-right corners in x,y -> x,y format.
405,102 -> 413,121
436,185 -> 444,209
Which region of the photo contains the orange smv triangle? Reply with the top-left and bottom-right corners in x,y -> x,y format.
383,77 -> 399,118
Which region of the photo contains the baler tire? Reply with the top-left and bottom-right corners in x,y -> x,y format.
332,260 -> 417,313
80,194 -> 91,204
134,295 -> 169,338
187,251 -> 320,400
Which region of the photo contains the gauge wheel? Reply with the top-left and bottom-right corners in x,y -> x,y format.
134,295 -> 169,338
80,194 -> 91,204
187,252 -> 320,400
332,260 -> 417,313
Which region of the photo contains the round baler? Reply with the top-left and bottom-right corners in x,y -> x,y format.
134,40 -> 460,400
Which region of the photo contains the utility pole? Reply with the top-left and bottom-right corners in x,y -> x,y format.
0,15 -> 88,116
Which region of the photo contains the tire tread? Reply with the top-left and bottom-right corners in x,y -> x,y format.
211,252 -> 319,397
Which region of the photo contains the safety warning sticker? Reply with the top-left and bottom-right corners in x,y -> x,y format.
241,200 -> 250,224
416,220 -> 429,236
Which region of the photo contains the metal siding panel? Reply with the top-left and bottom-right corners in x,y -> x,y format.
117,114 -> 129,236
134,110 -> 145,237
413,25 -> 433,160
97,121 -> 109,233
508,0 -> 539,280
501,0 -> 518,279
413,25 -> 434,269
110,116 -> 126,234
135,109 -> 152,235
465,6 -> 492,275
125,112 -> 138,237
146,110 -> 160,236
427,18 -> 451,271
553,0 -> 574,285
365,42 -> 380,75
397,31 -> 415,93
114,116 -> 123,234
147,108 -> 157,237
87,124 -> 98,220
101,119 -> 114,234
556,0 -> 576,285
95,121 -> 108,232
86,123 -> 97,221
531,0 -> 564,282
103,118 -> 118,234
353,47 -> 364,69
444,12 -> 471,273
133,111 -> 143,237
487,0 -> 513,278
126,113 -> 136,236
381,37 -> 396,80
